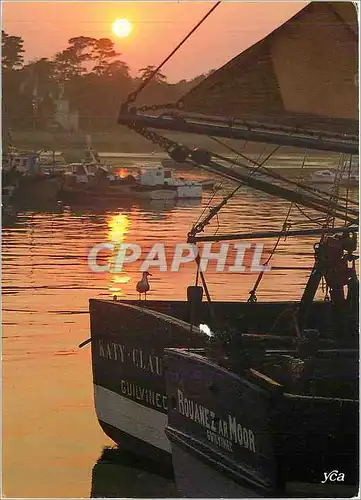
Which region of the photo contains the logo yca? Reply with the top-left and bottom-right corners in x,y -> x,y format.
321,470 -> 345,484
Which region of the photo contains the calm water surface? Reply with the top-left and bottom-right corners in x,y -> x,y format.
2,161 -> 358,497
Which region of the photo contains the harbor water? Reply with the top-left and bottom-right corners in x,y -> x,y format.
2,157 -> 358,497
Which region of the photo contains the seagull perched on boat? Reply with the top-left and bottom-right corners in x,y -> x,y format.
136,271 -> 152,300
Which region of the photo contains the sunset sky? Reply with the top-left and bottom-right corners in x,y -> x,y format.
2,2 -> 306,82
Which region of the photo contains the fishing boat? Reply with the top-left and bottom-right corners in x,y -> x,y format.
309,155 -> 359,187
86,1 -> 359,491
37,150 -> 67,175
310,169 -> 339,184
59,136 -> 120,202
61,162 -> 203,204
60,134 -> 204,202
165,333 -> 358,496
310,169 -> 359,187
60,162 -> 178,204
134,164 -> 202,199
2,146 -> 63,206
2,145 -> 66,174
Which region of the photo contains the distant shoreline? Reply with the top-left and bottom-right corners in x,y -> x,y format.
4,128 -> 342,163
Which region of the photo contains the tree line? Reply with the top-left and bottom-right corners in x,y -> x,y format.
2,31 -> 213,132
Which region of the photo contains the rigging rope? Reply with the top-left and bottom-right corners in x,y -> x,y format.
294,204 -> 326,226
190,145 -> 284,237
247,217 -> 292,304
212,151 -> 357,218
124,2 -> 221,106
124,120 -> 357,223
114,2 -> 358,332
191,150 -> 243,230
211,149 -> 357,207
322,153 -> 346,237
247,149 -> 316,303
210,137 -> 261,167
247,161 -> 306,303
344,155 -> 353,223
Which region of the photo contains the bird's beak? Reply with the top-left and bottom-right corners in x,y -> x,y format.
147,273 -> 152,276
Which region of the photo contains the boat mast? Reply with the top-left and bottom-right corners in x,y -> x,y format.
117,107 -> 358,156
115,1 -> 359,337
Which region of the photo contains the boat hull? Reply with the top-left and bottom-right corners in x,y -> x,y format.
164,348 -> 359,497
309,170 -> 359,187
11,175 -> 62,206
94,385 -> 171,466
89,299 -> 205,463
60,184 -> 133,204
168,436 -> 262,498
134,188 -> 177,200
165,349 -> 279,497
89,299 -> 354,465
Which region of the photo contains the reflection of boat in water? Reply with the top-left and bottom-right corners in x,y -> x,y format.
62,194 -> 201,215
90,447 -> 177,498
134,188 -> 177,201
88,1 -> 358,497
2,185 -> 16,207
2,194 -> 18,227
135,197 -> 202,213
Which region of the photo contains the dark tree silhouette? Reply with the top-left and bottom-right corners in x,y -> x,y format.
53,36 -> 96,80
68,36 -> 96,64
138,65 -> 167,83
103,60 -> 130,79
54,48 -> 84,80
21,58 -> 56,93
2,31 -> 25,70
2,31 -> 217,132
91,38 -> 120,75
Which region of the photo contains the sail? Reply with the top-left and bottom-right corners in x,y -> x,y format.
179,2 -> 358,137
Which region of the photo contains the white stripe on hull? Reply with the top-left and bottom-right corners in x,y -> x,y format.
94,384 -> 171,452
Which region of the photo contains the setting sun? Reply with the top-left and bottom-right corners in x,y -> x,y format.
112,18 -> 132,38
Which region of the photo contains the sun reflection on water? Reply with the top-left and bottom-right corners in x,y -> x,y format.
107,213 -> 131,297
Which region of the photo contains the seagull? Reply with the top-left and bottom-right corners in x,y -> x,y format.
136,271 -> 152,300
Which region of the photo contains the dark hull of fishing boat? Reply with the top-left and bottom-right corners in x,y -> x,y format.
60,184 -> 180,204
10,175 -> 62,206
89,298 -> 355,466
165,347 -> 359,498
59,185 -> 132,205
89,299 -> 205,465
2,185 -> 16,208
